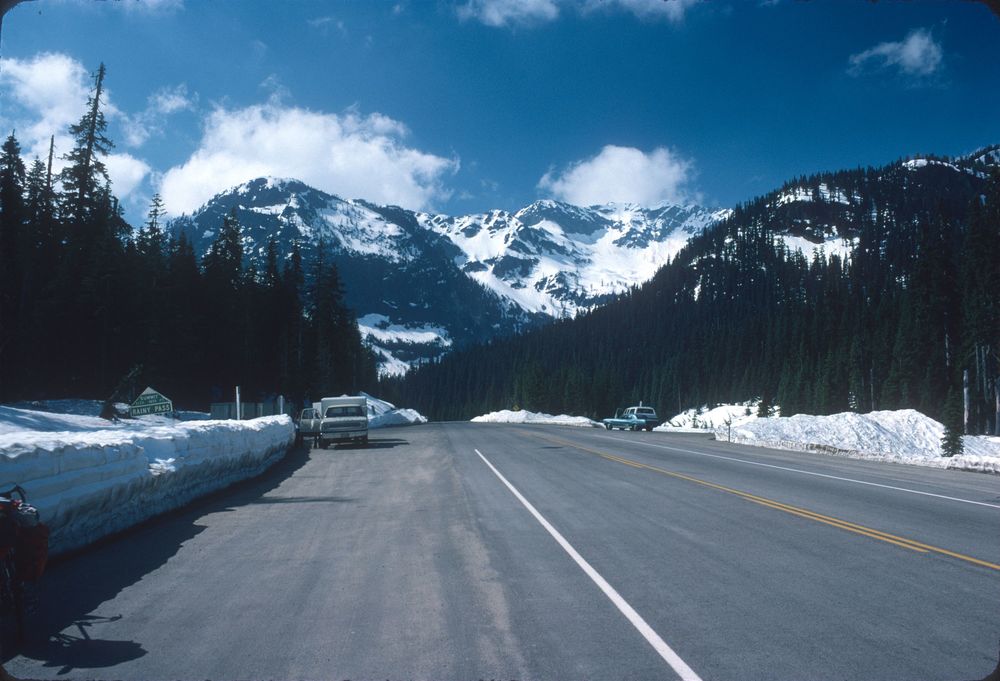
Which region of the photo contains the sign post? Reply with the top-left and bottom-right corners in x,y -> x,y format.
129,387 -> 173,417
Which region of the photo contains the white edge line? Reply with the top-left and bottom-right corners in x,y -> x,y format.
475,448 -> 703,681
593,434 -> 1000,510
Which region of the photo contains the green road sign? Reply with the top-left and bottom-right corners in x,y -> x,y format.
130,386 -> 173,417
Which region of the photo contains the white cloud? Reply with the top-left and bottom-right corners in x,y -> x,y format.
582,0 -> 698,22
106,153 -> 152,197
308,15 -> 347,35
159,103 -> 458,215
849,28 -> 943,78
149,85 -> 194,115
122,84 -> 195,147
458,0 -> 697,26
457,0 -> 559,26
0,52 -> 156,198
0,52 -> 91,152
121,0 -> 184,12
538,145 -> 695,207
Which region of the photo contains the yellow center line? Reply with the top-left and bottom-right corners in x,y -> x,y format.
527,432 -> 1000,572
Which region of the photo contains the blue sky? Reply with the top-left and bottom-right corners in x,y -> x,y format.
1,0 -> 998,226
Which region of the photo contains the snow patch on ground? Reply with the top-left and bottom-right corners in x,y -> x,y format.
717,409 -> 1000,474
471,409 -> 601,428
361,392 -> 427,428
656,400 -> 777,432
0,404 -> 294,555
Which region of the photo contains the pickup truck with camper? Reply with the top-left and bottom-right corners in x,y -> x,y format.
319,396 -> 369,447
602,405 -> 660,431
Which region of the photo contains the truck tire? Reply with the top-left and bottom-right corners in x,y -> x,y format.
605,423 -> 612,430
645,425 -> 653,431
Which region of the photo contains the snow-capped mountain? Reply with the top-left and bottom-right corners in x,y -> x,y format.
168,147 -> 999,375
418,200 -> 728,316
720,144 -> 1000,264
169,179 -> 727,374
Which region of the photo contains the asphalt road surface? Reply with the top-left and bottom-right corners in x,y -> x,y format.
4,423 -> 999,680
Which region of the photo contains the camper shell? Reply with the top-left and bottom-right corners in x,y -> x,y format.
318,396 -> 369,447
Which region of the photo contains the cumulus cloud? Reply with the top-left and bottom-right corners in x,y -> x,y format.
458,0 -> 697,26
159,103 -> 458,215
106,153 -> 152,197
538,145 -> 695,207
0,52 -> 151,198
0,52 -> 91,149
849,28 -> 943,79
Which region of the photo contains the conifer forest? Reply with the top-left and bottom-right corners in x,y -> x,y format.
1,63 -> 998,439
0,65 -> 378,408
386,156 -> 1000,435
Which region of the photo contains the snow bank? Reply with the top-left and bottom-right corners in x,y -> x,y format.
0,405 -> 294,555
362,392 -> 428,428
7,399 -> 210,422
471,409 -> 601,428
656,400 -> 777,432
717,409 -> 1000,474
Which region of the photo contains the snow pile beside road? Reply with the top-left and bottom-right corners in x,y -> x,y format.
718,409 -> 1000,474
656,400 -> 778,432
361,392 -> 427,428
8,398 -> 210,422
0,405 -> 294,555
471,409 -> 601,428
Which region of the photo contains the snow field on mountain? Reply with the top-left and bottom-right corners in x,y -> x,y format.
471,409 -> 601,427
419,201 -> 726,316
777,235 -> 856,261
357,315 -> 453,377
0,404 -> 294,555
718,409 -> 1000,474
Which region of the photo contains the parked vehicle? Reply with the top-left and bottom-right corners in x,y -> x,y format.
0,485 -> 48,646
296,407 -> 322,445
319,396 -> 369,447
602,405 -> 659,431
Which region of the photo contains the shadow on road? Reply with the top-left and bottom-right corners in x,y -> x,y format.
323,437 -> 409,451
2,443 -> 314,667
23,615 -> 146,676
249,495 -> 358,505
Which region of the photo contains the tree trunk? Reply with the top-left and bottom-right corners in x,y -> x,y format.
994,377 -> 1000,437
963,369 -> 970,435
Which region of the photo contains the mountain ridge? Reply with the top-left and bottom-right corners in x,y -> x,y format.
169,146 -> 999,376
169,182 -> 729,373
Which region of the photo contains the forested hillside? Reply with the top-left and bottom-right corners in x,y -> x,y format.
388,151 -> 1000,434
0,65 -> 377,407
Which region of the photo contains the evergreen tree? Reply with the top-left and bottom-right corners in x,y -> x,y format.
941,386 -> 964,457
201,209 -> 245,391
60,63 -> 113,223
0,133 -> 26,399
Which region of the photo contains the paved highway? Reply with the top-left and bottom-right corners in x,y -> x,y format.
5,423 -> 999,680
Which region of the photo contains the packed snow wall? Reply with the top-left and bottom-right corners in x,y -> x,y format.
0,415 -> 295,555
